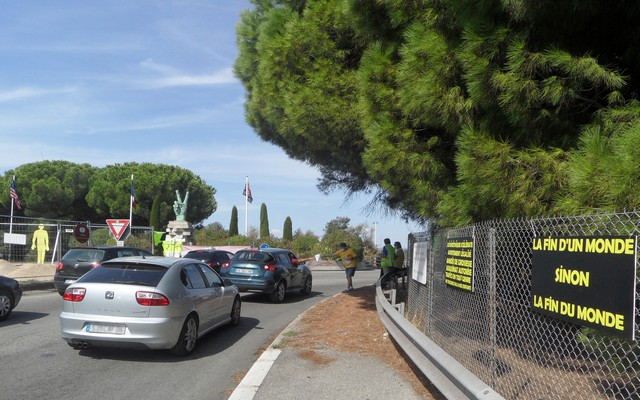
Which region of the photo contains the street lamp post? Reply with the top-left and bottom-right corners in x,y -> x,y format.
373,221 -> 378,253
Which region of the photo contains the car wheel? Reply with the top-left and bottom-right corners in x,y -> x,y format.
300,276 -> 312,296
171,315 -> 198,356
0,291 -> 13,321
229,297 -> 241,326
270,281 -> 286,303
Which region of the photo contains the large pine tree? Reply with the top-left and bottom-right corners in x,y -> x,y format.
235,0 -> 640,226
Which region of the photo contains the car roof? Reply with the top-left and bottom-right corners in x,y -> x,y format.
186,249 -> 228,253
69,246 -> 146,250
102,256 -> 182,269
237,248 -> 293,254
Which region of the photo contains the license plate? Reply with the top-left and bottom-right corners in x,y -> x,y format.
64,279 -> 77,284
86,323 -> 126,335
235,268 -> 254,274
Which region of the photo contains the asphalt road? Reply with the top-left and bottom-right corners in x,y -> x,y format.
0,270 -> 378,400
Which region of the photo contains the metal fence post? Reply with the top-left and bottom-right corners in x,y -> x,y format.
488,226 -> 497,387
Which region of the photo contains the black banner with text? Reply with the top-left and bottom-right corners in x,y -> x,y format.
531,236 -> 637,340
445,237 -> 475,292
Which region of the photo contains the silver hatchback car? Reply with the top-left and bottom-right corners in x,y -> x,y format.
60,256 -> 241,356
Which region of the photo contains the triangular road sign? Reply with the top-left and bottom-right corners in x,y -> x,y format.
106,219 -> 130,241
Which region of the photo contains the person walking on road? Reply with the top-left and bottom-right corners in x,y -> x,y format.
304,242 -> 358,291
333,242 -> 357,291
381,238 -> 395,276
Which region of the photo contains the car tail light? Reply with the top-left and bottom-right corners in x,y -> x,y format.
136,291 -> 170,306
221,262 -> 230,269
264,263 -> 277,271
63,287 -> 86,302
56,261 -> 64,271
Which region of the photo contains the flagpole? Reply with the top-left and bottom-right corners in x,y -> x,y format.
245,176 -> 249,236
129,174 -> 134,223
9,175 -> 15,234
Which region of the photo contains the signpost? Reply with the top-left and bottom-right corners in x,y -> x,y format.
73,223 -> 90,243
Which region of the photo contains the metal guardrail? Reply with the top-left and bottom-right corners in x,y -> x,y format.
375,274 -> 505,400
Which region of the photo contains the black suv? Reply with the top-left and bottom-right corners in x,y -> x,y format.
54,246 -> 153,295
183,249 -> 234,272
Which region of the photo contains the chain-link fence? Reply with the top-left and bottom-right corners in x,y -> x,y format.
0,215 -> 154,264
407,211 -> 640,400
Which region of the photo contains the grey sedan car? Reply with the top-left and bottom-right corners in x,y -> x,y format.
60,256 -> 241,356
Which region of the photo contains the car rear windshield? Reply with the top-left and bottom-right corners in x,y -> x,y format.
62,248 -> 105,262
184,252 -> 207,259
77,263 -> 167,287
233,250 -> 274,263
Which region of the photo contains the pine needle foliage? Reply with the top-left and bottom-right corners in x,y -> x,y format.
236,0 -> 640,226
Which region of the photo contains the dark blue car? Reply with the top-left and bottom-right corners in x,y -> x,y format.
0,275 -> 22,321
218,248 -> 312,303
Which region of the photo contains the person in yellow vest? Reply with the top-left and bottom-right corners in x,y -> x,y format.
162,240 -> 183,257
162,240 -> 170,256
31,224 -> 49,264
381,238 -> 395,276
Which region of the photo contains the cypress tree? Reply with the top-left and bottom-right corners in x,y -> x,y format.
149,195 -> 160,230
260,203 -> 270,239
283,216 -> 293,242
229,206 -> 239,236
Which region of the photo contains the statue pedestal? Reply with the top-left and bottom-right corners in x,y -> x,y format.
166,220 -> 194,245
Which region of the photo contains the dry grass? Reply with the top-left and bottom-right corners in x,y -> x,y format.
286,285 -> 446,400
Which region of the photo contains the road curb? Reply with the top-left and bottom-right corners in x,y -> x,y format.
18,280 -> 55,291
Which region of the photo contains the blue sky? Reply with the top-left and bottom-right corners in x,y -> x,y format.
0,0 -> 425,247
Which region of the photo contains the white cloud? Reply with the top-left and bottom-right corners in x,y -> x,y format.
0,86 -> 75,103
139,58 -> 236,89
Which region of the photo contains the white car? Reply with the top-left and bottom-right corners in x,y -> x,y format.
60,256 -> 241,356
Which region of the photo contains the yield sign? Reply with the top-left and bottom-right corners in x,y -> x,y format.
106,219 -> 130,241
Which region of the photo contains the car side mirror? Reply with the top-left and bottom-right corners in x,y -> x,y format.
224,279 -> 234,287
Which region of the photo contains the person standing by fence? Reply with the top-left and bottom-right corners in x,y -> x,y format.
381,238 -> 395,276
393,241 -> 404,270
